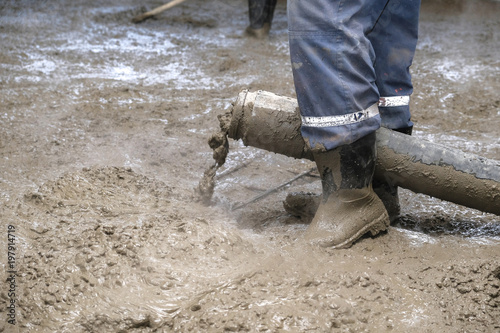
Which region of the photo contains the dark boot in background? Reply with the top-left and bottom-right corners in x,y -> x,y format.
246,0 -> 278,39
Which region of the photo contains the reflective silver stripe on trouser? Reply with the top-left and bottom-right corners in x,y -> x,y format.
301,104 -> 379,128
378,96 -> 410,107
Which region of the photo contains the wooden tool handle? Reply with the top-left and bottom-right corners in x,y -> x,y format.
132,0 -> 188,23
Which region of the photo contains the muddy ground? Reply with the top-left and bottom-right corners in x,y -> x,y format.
0,0 -> 499,332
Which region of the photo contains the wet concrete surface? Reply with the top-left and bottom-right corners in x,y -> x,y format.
0,0 -> 499,332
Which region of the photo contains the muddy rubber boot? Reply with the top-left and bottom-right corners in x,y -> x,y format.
283,191 -> 321,218
284,188 -> 398,222
284,126 -> 413,223
304,132 -> 390,248
372,126 -> 413,223
245,0 -> 277,39
284,190 -> 397,221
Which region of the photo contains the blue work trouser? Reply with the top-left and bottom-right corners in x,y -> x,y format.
288,0 -> 420,151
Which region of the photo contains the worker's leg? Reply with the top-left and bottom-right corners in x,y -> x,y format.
368,0 -> 421,221
368,0 -> 421,132
288,0 -> 390,151
288,0 -> 390,248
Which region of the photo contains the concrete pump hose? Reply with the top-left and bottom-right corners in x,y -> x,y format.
225,90 -> 500,216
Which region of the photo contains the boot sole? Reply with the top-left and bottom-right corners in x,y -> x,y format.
326,211 -> 390,249
285,191 -> 399,223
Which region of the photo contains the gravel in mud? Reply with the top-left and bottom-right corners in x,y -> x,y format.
0,0 -> 499,332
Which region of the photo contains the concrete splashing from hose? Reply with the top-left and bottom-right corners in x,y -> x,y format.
194,112 -> 231,204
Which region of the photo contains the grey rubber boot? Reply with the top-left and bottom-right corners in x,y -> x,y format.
304,132 -> 390,248
284,126 -> 413,223
372,125 -> 413,222
284,188 -> 399,222
283,192 -> 320,218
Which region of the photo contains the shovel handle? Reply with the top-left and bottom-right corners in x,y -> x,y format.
132,0 -> 189,23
